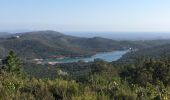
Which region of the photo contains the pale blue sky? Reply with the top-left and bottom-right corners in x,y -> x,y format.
0,0 -> 170,32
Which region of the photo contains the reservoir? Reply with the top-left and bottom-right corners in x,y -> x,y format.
44,50 -> 129,64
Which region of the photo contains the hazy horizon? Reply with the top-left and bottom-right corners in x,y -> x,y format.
1,30 -> 170,40
1,0 -> 170,32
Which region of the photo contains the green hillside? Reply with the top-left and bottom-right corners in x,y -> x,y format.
1,30 -> 170,60
0,30 -> 146,59
1,49 -> 170,100
120,43 -> 170,62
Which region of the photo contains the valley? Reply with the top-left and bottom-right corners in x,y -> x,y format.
1,0 -> 170,99
42,50 -> 129,65
1,31 -> 170,99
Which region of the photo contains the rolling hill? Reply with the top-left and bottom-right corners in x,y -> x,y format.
120,43 -> 170,62
1,30 -> 170,60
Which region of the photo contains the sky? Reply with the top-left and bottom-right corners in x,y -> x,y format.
0,0 -> 170,32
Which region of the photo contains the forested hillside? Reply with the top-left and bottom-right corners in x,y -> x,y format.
1,30 -> 170,60
0,30 -> 129,59
1,51 -> 170,100
120,43 -> 170,62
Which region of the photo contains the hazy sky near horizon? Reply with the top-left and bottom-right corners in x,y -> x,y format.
0,0 -> 170,32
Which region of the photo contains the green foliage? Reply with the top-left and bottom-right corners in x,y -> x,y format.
0,30 -> 140,59
1,30 -> 168,59
2,51 -> 170,99
2,51 -> 22,75
120,43 -> 170,62
121,58 -> 170,86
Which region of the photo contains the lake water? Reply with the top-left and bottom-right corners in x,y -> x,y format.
44,50 -> 128,64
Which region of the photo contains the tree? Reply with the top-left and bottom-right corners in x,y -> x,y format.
2,51 -> 22,74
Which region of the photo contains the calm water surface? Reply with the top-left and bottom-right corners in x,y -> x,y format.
45,50 -> 128,63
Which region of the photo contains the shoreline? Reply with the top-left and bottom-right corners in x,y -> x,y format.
41,50 -> 129,65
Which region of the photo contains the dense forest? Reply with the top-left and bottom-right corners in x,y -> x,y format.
1,31 -> 170,100
0,51 -> 170,100
0,30 -> 133,59
120,43 -> 170,62
1,0 -> 170,99
1,31 -> 170,60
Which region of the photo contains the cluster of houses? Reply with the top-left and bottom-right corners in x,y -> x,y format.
32,58 -> 61,65
32,59 -> 43,64
48,54 -> 85,59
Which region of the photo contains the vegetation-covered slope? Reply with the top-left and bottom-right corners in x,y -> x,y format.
120,43 -> 170,62
0,30 -> 163,59
1,51 -> 170,100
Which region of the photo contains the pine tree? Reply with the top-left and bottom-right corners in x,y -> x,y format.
2,51 -> 22,74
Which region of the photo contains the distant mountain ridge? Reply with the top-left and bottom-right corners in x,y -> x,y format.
0,30 -> 170,60
0,32 -> 11,38
0,31 -> 127,59
65,32 -> 170,40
